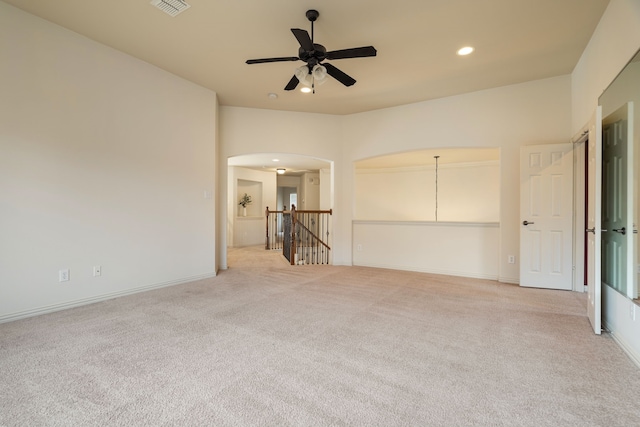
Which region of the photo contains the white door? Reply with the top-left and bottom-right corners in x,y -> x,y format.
520,143 -> 574,289
602,102 -> 634,299
587,106 -> 602,334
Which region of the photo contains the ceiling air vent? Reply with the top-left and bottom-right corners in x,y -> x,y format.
150,0 -> 190,17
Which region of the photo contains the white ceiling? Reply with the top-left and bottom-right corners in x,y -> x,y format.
228,153 -> 331,175
4,0 -> 609,116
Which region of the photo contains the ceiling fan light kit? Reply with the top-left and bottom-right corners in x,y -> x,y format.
246,9 -> 377,93
312,65 -> 327,82
294,64 -> 328,90
294,66 -> 313,87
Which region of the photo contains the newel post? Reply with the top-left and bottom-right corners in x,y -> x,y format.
265,207 -> 270,250
290,204 -> 297,265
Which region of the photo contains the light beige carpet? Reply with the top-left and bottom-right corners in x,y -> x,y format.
1,246 -> 638,426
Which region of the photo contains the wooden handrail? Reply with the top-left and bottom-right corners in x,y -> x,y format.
293,209 -> 333,215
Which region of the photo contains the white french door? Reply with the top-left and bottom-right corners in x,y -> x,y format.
601,102 -> 634,300
520,143 -> 574,290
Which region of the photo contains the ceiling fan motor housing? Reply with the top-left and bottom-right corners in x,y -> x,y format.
299,44 -> 326,66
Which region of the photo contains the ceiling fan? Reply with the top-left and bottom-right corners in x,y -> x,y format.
245,9 -> 377,92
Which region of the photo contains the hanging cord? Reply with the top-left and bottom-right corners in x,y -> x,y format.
434,156 -> 440,221
311,17 -> 315,94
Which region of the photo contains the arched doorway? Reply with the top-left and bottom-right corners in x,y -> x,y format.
224,153 -> 333,268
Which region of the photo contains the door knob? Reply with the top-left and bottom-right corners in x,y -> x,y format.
585,228 -> 595,233
613,227 -> 626,235
522,220 -> 535,226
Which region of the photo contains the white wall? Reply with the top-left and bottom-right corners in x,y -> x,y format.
355,161 -> 500,222
571,0 -> 640,134
353,222 -> 499,279
342,76 -> 572,283
301,172 -> 321,210
571,0 -> 640,365
0,3 -> 218,321
320,168 -> 332,211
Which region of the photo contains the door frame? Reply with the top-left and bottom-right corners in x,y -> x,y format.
572,130 -> 588,293
573,107 -> 604,334
573,108 -> 604,295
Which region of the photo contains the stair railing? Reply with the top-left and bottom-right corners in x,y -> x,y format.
289,204 -> 332,265
265,206 -> 287,251
266,205 -> 333,265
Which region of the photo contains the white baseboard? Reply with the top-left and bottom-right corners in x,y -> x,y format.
332,261 -> 352,267
353,262 -> 499,281
0,272 -> 217,324
602,319 -> 640,369
499,277 -> 520,285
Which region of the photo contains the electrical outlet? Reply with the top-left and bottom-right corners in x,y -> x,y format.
630,302 -> 637,321
508,255 -> 515,264
93,266 -> 101,277
59,269 -> 69,282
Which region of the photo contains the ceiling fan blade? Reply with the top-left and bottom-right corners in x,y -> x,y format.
246,56 -> 299,64
326,46 -> 377,60
284,75 -> 299,91
323,63 -> 356,87
291,28 -> 314,52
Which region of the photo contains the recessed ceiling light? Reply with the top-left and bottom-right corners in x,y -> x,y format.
300,87 -> 312,93
457,46 -> 474,56
272,159 -> 280,162
268,93 -> 278,100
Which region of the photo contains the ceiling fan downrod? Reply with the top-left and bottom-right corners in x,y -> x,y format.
306,9 -> 319,43
308,10 -> 320,94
